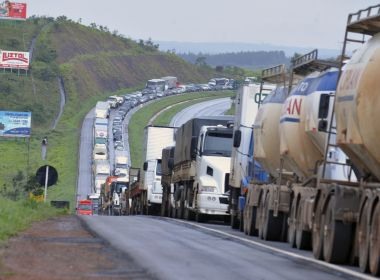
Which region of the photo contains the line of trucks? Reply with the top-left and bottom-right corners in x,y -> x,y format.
127,5 -> 380,277
90,100 -> 130,215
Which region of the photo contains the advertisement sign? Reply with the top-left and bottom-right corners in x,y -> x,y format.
0,1 -> 27,20
0,50 -> 29,69
0,111 -> 31,137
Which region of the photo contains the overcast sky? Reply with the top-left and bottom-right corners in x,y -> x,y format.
24,0 -> 380,50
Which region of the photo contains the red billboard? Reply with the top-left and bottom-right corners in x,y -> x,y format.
0,1 -> 27,20
0,50 -> 30,69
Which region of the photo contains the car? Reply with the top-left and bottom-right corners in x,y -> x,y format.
114,140 -> 124,150
113,126 -> 122,134
113,116 -> 122,123
113,132 -> 122,142
139,96 -> 149,103
118,109 -> 127,119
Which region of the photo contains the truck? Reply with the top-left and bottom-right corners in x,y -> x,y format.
160,146 -> 175,217
87,193 -> 100,215
168,116 -> 234,222
131,125 -> 176,215
114,150 -> 129,183
146,79 -> 166,92
232,6 -> 380,277
93,145 -> 108,160
161,76 -> 177,90
100,176 -> 128,215
76,199 -> 93,215
93,159 -> 110,194
95,101 -> 110,119
228,82 -> 275,230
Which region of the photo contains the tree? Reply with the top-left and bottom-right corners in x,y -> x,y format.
195,56 -> 207,67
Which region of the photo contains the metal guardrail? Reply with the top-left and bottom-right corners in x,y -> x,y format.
347,4 -> 380,35
348,4 -> 380,25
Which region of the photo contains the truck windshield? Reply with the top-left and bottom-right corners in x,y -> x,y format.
95,138 -> 107,144
203,132 -> 233,157
156,160 -> 162,175
78,204 -> 92,211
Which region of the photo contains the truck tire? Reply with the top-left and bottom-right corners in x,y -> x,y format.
295,201 -> 311,250
358,199 -> 369,272
312,198 -> 324,260
196,212 -> 205,223
323,196 -> 353,264
369,202 -> 380,276
288,197 -> 297,248
262,195 -> 282,241
245,205 -> 258,236
230,188 -> 239,229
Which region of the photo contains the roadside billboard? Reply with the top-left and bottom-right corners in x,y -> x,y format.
0,1 -> 27,20
0,50 -> 30,69
0,111 -> 31,137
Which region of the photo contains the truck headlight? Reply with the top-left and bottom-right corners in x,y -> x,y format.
199,186 -> 216,193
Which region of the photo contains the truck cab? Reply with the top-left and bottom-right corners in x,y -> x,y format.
77,200 -> 93,215
143,159 -> 163,207
194,125 -> 233,216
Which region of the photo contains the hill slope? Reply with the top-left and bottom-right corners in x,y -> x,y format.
0,17 -> 216,204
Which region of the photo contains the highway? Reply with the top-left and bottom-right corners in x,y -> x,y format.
77,97 -> 375,280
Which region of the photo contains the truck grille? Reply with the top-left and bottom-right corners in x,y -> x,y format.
224,173 -> 230,193
219,197 -> 229,204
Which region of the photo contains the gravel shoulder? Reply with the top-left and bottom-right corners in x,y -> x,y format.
0,215 -> 153,280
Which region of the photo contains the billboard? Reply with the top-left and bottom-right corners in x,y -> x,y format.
0,1 -> 27,20
0,111 -> 31,137
0,50 -> 30,69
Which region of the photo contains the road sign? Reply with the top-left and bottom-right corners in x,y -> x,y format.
36,165 -> 58,187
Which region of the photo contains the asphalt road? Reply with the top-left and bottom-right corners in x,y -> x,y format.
170,97 -> 231,127
82,215 -> 363,280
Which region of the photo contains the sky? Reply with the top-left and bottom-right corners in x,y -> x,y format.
24,0 -> 380,51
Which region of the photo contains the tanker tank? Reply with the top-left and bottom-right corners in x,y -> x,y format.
336,33 -> 380,181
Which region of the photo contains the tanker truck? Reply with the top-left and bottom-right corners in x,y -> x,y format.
228,81 -> 275,230
171,116 -> 234,222
316,6 -> 380,275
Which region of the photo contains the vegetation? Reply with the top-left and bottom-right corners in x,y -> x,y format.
0,198 -> 65,242
129,91 -> 235,168
179,51 -> 289,71
0,15 -> 222,212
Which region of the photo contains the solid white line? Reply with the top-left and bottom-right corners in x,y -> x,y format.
173,219 -> 378,280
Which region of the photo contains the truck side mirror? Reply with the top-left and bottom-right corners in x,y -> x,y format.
318,94 -> 330,119
233,130 -> 241,148
318,120 -> 328,132
143,162 -> 148,171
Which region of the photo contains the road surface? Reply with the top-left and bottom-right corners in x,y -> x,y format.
77,97 -> 376,280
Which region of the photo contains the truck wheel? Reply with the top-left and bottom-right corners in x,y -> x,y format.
245,205 -> 258,236
295,201 -> 311,250
230,213 -> 239,229
230,188 -> 239,229
369,202 -> 380,276
196,212 -> 205,223
358,199 -> 369,272
288,197 -> 297,248
262,195 -> 282,241
239,210 -> 244,232
323,196 -> 352,264
312,198 -> 324,260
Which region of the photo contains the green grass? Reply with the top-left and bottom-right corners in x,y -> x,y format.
0,198 -> 66,242
129,91 -> 235,168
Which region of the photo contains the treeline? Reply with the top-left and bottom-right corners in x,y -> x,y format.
178,50 -> 290,70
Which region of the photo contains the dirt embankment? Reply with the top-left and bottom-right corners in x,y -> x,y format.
0,216 -> 154,280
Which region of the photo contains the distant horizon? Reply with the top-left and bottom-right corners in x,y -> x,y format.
157,40 -> 340,58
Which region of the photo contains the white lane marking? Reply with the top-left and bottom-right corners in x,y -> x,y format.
173,219 -> 377,280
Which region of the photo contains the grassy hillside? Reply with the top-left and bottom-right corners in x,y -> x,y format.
0,16 -> 217,207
